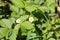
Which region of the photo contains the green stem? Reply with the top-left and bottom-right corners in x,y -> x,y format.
42,13 -> 49,21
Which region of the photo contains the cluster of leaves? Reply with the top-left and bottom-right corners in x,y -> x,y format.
0,0 -> 60,40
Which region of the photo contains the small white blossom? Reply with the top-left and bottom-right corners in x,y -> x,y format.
29,17 -> 34,22
16,18 -> 21,23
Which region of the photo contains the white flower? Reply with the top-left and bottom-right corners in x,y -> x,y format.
29,17 -> 34,22
16,18 -> 21,23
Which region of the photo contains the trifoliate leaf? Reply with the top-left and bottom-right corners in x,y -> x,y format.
0,28 -> 10,38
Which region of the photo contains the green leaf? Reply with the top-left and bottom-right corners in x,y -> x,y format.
9,29 -> 18,40
10,4 -> 19,13
0,28 -> 10,38
48,3 -> 57,13
30,14 -> 38,21
25,2 -> 37,12
55,18 -> 60,23
46,21 -> 51,30
38,6 -> 47,13
34,0 -> 44,4
18,9 -> 25,15
48,0 -> 54,5
26,31 -> 39,40
49,38 -> 55,40
55,31 -> 59,37
20,15 -> 29,23
46,0 -> 55,6
11,0 -> 24,8
55,25 -> 60,29
34,0 -> 40,4
9,24 -> 20,40
45,0 -> 57,12
21,26 -> 27,36
11,12 -> 20,18
11,9 -> 25,18
0,19 -> 13,28
21,21 -> 34,30
9,18 -> 16,24
47,32 -> 53,39
25,5 -> 36,12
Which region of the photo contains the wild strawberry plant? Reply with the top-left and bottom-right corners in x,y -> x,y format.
0,0 -> 60,40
